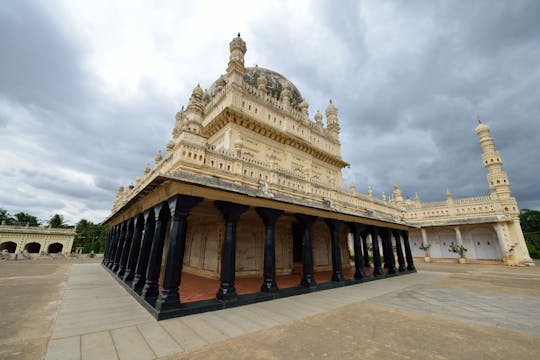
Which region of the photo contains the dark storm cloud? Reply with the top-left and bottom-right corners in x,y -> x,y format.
286,0 -> 540,207
0,0 -> 539,224
0,1 -> 175,222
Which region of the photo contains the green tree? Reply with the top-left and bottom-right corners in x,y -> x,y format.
13,212 -> 40,226
48,214 -> 68,228
75,219 -> 109,253
520,209 -> 540,259
0,208 -> 15,225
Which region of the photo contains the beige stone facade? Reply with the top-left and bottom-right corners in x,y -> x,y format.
106,34 -> 533,274
0,224 -> 75,255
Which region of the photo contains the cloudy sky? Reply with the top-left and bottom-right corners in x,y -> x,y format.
1,0 -> 539,224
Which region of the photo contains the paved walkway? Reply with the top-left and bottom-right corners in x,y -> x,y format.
44,264 -> 443,359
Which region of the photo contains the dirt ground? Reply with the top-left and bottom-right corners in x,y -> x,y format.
0,257 -> 100,360
1,258 -> 539,360
168,261 -> 540,360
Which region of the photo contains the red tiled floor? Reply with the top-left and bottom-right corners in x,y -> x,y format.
176,266 -> 376,303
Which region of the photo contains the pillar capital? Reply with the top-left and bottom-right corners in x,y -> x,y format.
255,207 -> 284,226
215,201 -> 249,222
168,195 -> 203,218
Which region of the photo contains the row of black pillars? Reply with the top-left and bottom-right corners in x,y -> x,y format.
103,195 -> 416,313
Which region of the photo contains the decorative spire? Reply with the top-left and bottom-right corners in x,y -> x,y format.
154,150 -> 162,164
325,99 -> 340,140
227,33 -> 247,83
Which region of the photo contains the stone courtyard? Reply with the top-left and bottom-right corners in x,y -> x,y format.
0,258 -> 539,359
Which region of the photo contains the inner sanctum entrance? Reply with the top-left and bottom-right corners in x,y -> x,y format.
292,222 -> 303,263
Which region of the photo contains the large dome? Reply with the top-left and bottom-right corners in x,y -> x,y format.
208,66 -> 304,109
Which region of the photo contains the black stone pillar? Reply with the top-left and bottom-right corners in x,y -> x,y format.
295,214 -> 317,288
382,231 -> 390,269
368,226 -> 383,276
361,231 -> 370,267
215,201 -> 249,301
325,219 -> 344,282
117,218 -> 134,277
142,203 -> 170,301
401,230 -> 416,271
106,226 -> 119,268
103,228 -> 113,265
348,223 -> 365,280
112,222 -> 127,273
124,214 -> 145,282
381,228 -> 396,274
392,230 -> 406,272
132,209 -> 155,294
156,195 -> 202,311
255,207 -> 284,292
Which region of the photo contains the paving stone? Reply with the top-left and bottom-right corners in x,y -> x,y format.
180,315 -> 229,343
111,326 -> 155,360
81,331 -> 117,360
160,318 -> 207,352
45,336 -> 80,360
368,284 -> 540,336
137,323 -> 183,358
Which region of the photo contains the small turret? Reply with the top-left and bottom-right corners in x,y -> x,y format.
325,100 -> 340,141
299,101 -> 309,122
227,33 -> 247,85
314,110 -> 323,128
184,84 -> 205,134
280,87 -> 291,111
154,151 -> 163,164
393,184 -> 404,204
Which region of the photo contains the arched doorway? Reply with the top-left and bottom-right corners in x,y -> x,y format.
24,242 -> 41,253
48,243 -> 63,253
0,241 -> 17,253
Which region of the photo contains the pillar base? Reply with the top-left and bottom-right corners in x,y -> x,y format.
332,271 -> 345,282
301,275 -> 317,288
142,283 -> 159,300
155,293 -> 180,312
373,267 -> 384,276
260,280 -> 279,292
216,286 -> 238,301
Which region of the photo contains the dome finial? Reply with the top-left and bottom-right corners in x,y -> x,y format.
237,32 -> 241,37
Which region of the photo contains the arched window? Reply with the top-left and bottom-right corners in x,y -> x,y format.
0,241 -> 16,253
24,242 -> 41,253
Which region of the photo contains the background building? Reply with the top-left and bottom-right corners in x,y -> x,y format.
0,224 -> 75,255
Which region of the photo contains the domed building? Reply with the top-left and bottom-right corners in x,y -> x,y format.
102,34 -> 533,319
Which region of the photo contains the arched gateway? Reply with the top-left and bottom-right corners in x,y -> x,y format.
102,35 -> 416,320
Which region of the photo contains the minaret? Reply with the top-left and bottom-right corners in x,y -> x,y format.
475,121 -> 511,199
226,33 -> 246,86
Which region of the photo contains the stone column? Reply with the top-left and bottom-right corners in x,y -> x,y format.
142,203 -> 170,300
106,225 -> 119,268
421,228 -> 428,247
256,208 -> 284,292
392,230 -> 406,272
112,221 -> 127,273
380,229 -> 390,269
102,229 -> 111,264
156,195 -> 202,311
348,223 -> 365,280
117,218 -> 135,277
103,227 -> 114,265
367,226 -> 383,276
325,219 -> 344,282
123,214 -> 144,282
402,230 -> 416,271
381,228 -> 396,274
493,223 -> 507,259
361,231 -> 370,266
295,214 -> 317,288
215,201 -> 249,301
454,226 -> 463,246
132,209 -> 156,294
